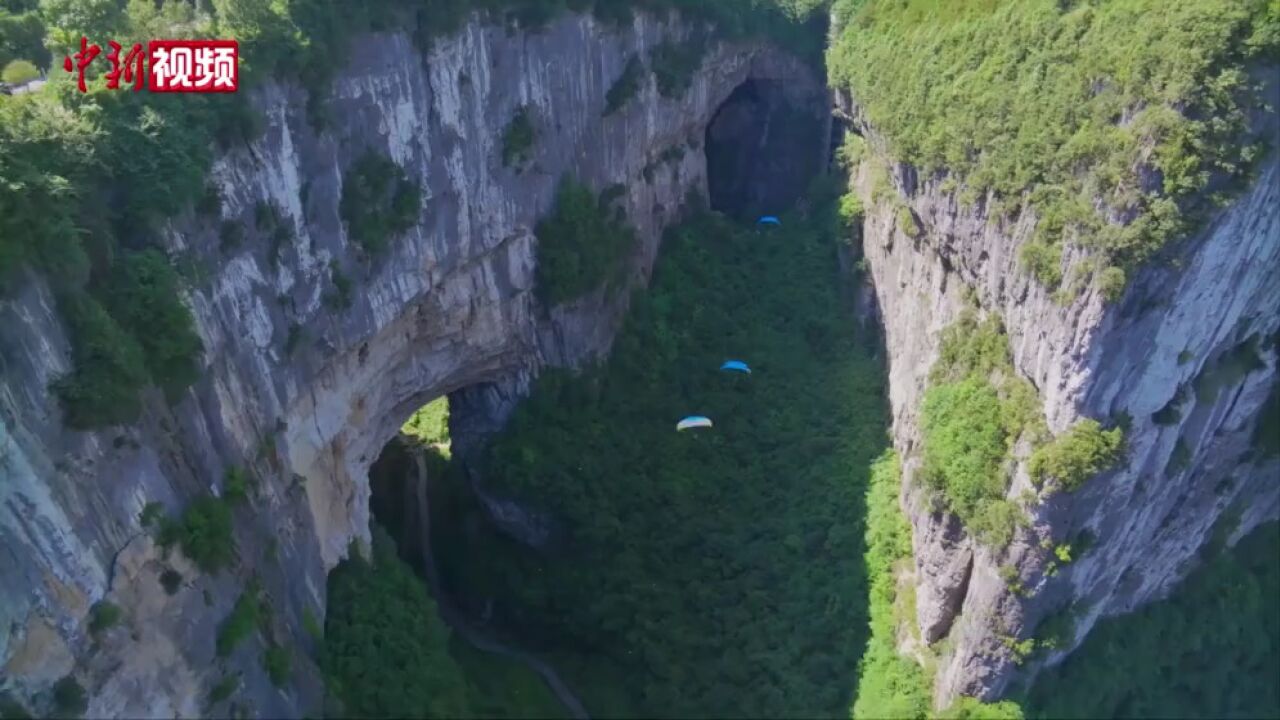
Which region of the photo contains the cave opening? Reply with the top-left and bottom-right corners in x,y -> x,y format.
704,77 -> 828,220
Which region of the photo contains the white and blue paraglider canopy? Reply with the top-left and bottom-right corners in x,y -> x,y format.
676,416 -> 713,431
757,216 -> 781,226
720,360 -> 752,374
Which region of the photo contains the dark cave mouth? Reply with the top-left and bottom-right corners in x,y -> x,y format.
704,78 -> 829,220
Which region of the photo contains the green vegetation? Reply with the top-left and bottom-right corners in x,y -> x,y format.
441,194 -> 889,717
650,37 -> 708,98
402,397 -> 451,447
1027,419 -> 1125,492
0,6 -> 49,72
206,674 -> 239,707
1,58 -> 37,84
604,55 -> 645,115
51,676 -> 86,719
49,293 -> 148,429
157,495 -> 235,574
322,530 -> 471,718
87,600 -> 121,637
534,178 -> 636,305
302,607 -> 323,641
828,0 -> 1279,294
896,205 -> 921,238
851,452 -> 931,720
3,0 -> 824,434
919,314 -> 1046,546
501,106 -> 536,168
139,502 -> 165,529
104,250 -> 204,397
217,583 -> 264,658
1024,522 -> 1280,719
0,691 -> 31,720
325,261 -> 354,310
339,151 -> 421,256
938,697 -> 1025,719
223,467 -> 252,505
262,645 -> 291,687
1193,334 -> 1267,404
1255,378 -> 1280,458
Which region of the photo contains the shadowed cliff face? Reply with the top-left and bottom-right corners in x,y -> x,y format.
705,78 -> 828,219
0,14 -> 824,717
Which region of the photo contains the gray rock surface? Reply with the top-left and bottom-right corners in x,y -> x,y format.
0,13 -> 823,717
839,86 -> 1280,707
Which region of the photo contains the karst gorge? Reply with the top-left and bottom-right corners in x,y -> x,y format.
0,1 -> 1277,718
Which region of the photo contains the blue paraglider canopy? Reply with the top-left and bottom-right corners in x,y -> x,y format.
757,216 -> 781,226
720,360 -> 752,374
676,416 -> 713,431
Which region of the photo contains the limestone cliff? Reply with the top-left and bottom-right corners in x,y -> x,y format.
839,87 -> 1280,706
0,13 -> 823,717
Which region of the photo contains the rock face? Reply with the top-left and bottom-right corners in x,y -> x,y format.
705,78 -> 829,219
839,88 -> 1280,707
0,13 -> 824,717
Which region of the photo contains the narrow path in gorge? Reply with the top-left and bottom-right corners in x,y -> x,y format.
411,447 -> 591,720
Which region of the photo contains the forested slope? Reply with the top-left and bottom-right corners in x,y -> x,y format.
427,186 -> 892,718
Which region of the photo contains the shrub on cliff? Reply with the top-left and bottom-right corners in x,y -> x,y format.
501,106 -> 537,168
650,37 -> 708,98
340,151 -> 421,256
159,495 -> 235,573
105,250 -> 204,398
1027,419 -> 1124,491
216,582 -> 263,657
1024,522 -> 1280,719
50,293 -> 148,429
604,55 -> 645,116
534,178 -> 636,305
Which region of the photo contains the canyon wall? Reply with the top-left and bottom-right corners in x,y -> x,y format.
0,14 -> 823,717
840,89 -> 1280,707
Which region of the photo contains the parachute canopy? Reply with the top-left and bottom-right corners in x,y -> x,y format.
676,416 -> 713,431
720,360 -> 752,374
757,216 -> 781,226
